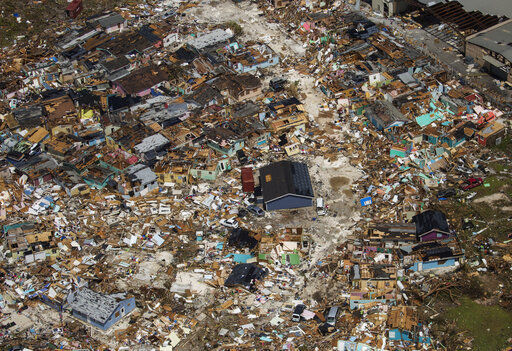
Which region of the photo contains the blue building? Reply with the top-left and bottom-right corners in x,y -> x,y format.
259,161 -> 314,211
67,287 -> 135,330
364,100 -> 409,133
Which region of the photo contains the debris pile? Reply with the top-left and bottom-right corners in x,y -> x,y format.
0,0 -> 510,350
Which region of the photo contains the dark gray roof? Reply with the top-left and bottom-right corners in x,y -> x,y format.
412,210 -> 450,236
466,19 -> 512,63
224,263 -> 267,288
259,161 -> 314,203
232,101 -> 260,119
13,105 -> 44,129
98,13 -> 125,29
430,0 -> 512,18
100,56 -> 130,74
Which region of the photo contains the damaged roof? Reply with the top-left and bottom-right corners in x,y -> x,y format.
67,288 -> 122,324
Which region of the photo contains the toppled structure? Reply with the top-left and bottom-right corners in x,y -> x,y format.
0,0 -> 510,349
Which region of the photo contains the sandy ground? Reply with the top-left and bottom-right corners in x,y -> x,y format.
473,193 -> 510,204
187,0 -> 305,57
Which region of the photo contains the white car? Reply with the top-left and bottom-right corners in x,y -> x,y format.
220,218 -> 239,228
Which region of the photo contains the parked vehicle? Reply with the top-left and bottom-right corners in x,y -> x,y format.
291,304 -> 306,322
247,204 -> 264,217
326,306 -> 339,326
316,197 -> 326,216
220,218 -> 239,228
461,177 -> 483,191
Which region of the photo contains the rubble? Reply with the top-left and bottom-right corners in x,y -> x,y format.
0,0 -> 511,350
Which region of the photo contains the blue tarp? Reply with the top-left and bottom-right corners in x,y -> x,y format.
360,197 -> 372,206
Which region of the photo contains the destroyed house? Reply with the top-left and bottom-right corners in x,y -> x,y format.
224,263 -> 267,290
174,46 -> 198,63
154,157 -> 191,185
187,29 -> 233,52
67,288 -> 135,330
227,43 -> 279,73
204,127 -> 244,157
210,73 -> 262,103
107,95 -> 142,115
440,120 -> 475,148
412,210 -> 451,242
348,20 -> 378,39
75,128 -> 105,146
133,133 -> 171,165
64,146 -> 99,174
259,161 -> 314,211
231,101 -> 261,119
138,25 -> 164,47
25,127 -> 49,145
56,25 -> 101,50
114,65 -> 167,97
476,121 -> 506,147
7,105 -> 44,130
365,100 -> 409,133
44,136 -> 77,159
185,84 -> 222,108
228,228 -> 259,250
440,94 -> 471,116
106,123 -> 151,151
120,163 -> 158,197
367,223 -> 417,247
3,222 -> 58,263
350,263 -> 397,291
6,140 -> 38,163
98,149 -> 138,174
387,307 -> 431,344
274,227 -> 311,265
81,164 -> 115,189
88,13 -> 127,33
43,95 -> 78,134
17,155 -> 58,187
97,31 -> 153,56
139,102 -> 190,128
38,283 -> 71,312
267,98 -> 308,132
189,149 -> 231,181
403,238 -> 464,273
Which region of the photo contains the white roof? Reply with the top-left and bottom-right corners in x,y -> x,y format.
134,133 -> 169,154
188,29 -> 233,50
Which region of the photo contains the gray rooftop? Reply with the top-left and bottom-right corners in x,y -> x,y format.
134,134 -> 169,154
129,164 -> 157,185
67,288 -> 120,324
98,13 -> 126,29
466,19 -> 512,64
188,29 -> 233,50
417,0 -> 512,17
139,103 -> 189,123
